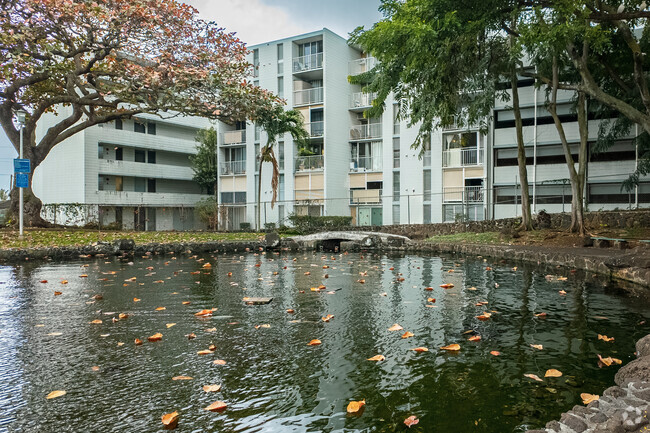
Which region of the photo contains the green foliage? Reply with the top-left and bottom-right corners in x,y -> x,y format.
195,197 -> 219,229
287,215 -> 352,233
190,127 -> 219,195
239,222 -> 252,231
0,189 -> 8,201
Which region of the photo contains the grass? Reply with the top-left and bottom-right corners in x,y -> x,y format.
425,231 -> 506,244
0,229 -> 265,250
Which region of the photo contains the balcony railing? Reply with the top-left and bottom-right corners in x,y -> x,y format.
295,155 -> 324,172
293,53 -> 323,73
443,186 -> 485,203
349,57 -> 377,76
220,160 -> 246,175
349,92 -> 377,109
349,123 -> 382,140
350,188 -> 382,205
294,87 -> 323,106
222,130 -> 246,145
442,147 -> 484,168
305,121 -> 324,138
350,156 -> 382,172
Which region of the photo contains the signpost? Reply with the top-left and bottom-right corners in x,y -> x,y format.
14,156 -> 30,236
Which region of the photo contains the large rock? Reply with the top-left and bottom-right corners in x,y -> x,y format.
265,231 -> 281,248
113,238 -> 135,252
615,357 -> 650,386
636,335 -> 650,358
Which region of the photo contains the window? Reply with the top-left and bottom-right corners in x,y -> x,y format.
255,143 -> 260,172
393,172 -> 400,201
234,192 -> 246,204
253,49 -> 259,77
393,137 -> 400,168
147,178 -> 156,193
277,43 -> 284,74
147,122 -> 156,135
298,41 -> 323,56
147,151 -> 156,164
423,170 -> 431,202
134,121 -> 146,134
392,204 -> 400,224
115,147 -> 123,161
98,145 -> 105,159
279,174 -> 285,201
255,123 -> 261,142
278,141 -> 285,170
278,77 -> 284,98
98,176 -> 104,191
423,204 -> 431,224
115,176 -> 123,192
134,178 -> 146,192
393,103 -> 400,135
115,119 -> 123,130
135,150 -> 146,163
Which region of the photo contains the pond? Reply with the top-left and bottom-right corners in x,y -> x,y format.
1,251 -> 649,433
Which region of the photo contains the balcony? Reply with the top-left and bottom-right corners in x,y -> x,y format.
442,147 -> 484,168
350,189 -> 382,205
293,53 -> 323,73
443,186 -> 485,203
294,87 -> 323,106
295,155 -> 324,172
98,160 -> 193,181
220,160 -> 246,175
442,115 -> 479,131
349,92 -> 377,110
305,121 -> 324,138
349,57 -> 377,76
93,190 -> 209,206
222,130 -> 246,145
349,123 -> 382,140
350,156 -> 382,172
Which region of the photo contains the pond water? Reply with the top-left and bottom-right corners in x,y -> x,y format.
1,251 -> 649,433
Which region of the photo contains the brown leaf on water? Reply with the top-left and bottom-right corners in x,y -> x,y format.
490,351 -> 501,356
90,319 -> 102,324
118,313 -> 129,320
202,263 -> 212,269
46,390 -> 66,399
194,309 -> 213,317
40,280 -> 48,283
204,401 -> 227,412
545,369 -> 563,378
524,374 -> 543,382
388,323 -> 403,332
597,354 -> 622,367
440,344 -> 461,351
197,349 -> 214,355
91,366 -> 100,372
60,280 -> 68,285
133,298 -> 141,302
440,283 -> 454,289
346,399 -> 366,414
404,415 -> 419,428
148,333 -> 163,342
427,298 -> 436,303
172,376 -> 193,381
134,338 -> 143,346
213,359 -> 226,365
79,274 -> 88,278
367,355 -> 385,362
54,291 -> 62,296
307,339 -> 322,346
182,301 -> 191,305
468,335 -> 481,342
322,314 -> 334,322
286,309 -> 295,314
530,344 -> 544,350
581,393 -> 599,405
534,312 -> 547,318
203,384 -> 221,392
155,307 -> 166,311
411,347 -> 429,353
401,331 -> 414,339
476,313 -> 491,321
186,333 -> 196,340
166,323 -> 176,328
161,411 -> 179,430
425,287 -> 434,291
598,334 -> 615,342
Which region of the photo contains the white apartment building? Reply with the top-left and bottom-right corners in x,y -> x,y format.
33,109 -> 212,230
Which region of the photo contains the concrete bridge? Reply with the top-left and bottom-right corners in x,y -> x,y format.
288,231 -> 410,251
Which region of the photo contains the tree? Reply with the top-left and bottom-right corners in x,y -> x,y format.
350,0 -> 535,229
0,0 -> 277,226
190,127 -> 219,230
0,188 -> 8,201
255,106 -> 309,231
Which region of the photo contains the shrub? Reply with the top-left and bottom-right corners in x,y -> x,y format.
195,198 -> 219,230
264,222 -> 276,231
287,215 -> 352,233
239,222 -> 251,231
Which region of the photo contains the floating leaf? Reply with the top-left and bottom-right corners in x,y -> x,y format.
202,263 -> 212,269
162,410 -> 179,429
425,287 -> 434,291
411,347 -> 429,352
427,298 -> 436,303
490,351 -> 501,356
134,338 -> 143,346
148,333 -> 163,342
213,359 -> 226,365
367,355 -> 385,362
322,314 -> 334,322
307,339 -> 322,346
118,313 -> 129,320
46,390 -> 66,400
534,312 -> 547,318
581,393 -> 599,405
286,309 -> 295,314
440,344 -> 461,351
388,323 -> 403,332
91,366 -> 100,372
440,283 -> 454,289
476,313 -> 491,321
204,401 -> 227,412
524,374 -> 543,382
468,335 -> 481,342
172,376 -> 193,381
404,415 -> 419,428
182,301 -> 191,305
530,344 -> 543,350
598,334 -> 615,342
186,333 -> 196,340
545,369 -> 563,378
54,291 -> 62,296
155,307 -> 166,311
194,309 -> 213,317
597,354 -> 622,367
346,399 -> 366,414
61,280 -> 68,285
203,384 -> 221,392
166,323 -> 176,328
133,298 -> 141,302
90,319 -> 102,324
197,349 -> 214,355
559,290 -> 567,295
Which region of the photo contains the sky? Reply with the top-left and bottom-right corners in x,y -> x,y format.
0,0 -> 383,191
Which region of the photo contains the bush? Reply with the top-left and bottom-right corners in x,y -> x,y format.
287,215 -> 352,233
239,222 -> 251,231
195,198 -> 219,230
264,222 -> 276,231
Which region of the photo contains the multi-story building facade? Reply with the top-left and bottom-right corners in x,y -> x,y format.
33,109 -> 212,230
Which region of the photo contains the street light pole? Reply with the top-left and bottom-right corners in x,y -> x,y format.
16,110 -> 26,238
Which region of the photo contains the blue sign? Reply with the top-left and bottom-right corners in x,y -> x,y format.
14,158 -> 31,173
15,173 -> 29,188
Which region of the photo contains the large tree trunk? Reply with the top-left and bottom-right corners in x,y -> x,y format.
9,172 -> 51,228
510,69 -> 534,231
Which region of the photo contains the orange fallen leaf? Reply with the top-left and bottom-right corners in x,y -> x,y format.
213,359 -> 226,365
54,291 -> 62,296
134,338 -> 143,346
440,344 -> 461,351
186,333 -> 196,339
346,399 -> 366,414
203,384 -> 221,392
440,283 -> 454,289
194,309 -> 213,317
404,415 -> 419,428
534,312 -> 547,318
307,339 -> 322,346
90,319 -> 102,324
468,335 -> 481,342
91,366 -> 100,372
597,354 -> 622,367
148,333 -> 163,342
559,290 -> 567,295
286,309 -> 295,314
388,323 -> 403,332
40,280 -> 48,283
79,274 -> 88,278
166,323 -> 176,328
401,331 -> 414,339
161,411 -> 179,430
304,271 -> 311,275
581,393 -> 599,405
118,313 -> 128,320
172,376 -> 193,381
254,324 -> 271,329
490,351 -> 501,356
204,401 -> 227,412
598,334 -> 615,342
60,280 -> 68,285
133,298 -> 141,302
367,355 -> 385,362
197,349 -> 214,355
530,344 -> 544,350
545,369 -> 563,378
427,298 -> 436,303
322,314 -> 334,322
202,263 -> 212,269
524,373 -> 543,382
227,272 -> 232,277
155,307 -> 166,311
182,301 -> 191,305
46,390 -> 66,399
411,347 -> 429,352
425,287 -> 434,291
476,313 -> 491,321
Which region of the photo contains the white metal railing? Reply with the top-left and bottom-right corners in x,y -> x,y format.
293,53 -> 323,73
293,87 -> 323,106
442,147 -> 484,167
443,186 -> 485,203
349,156 -> 382,172
222,130 -> 246,145
349,57 -> 377,76
349,123 -> 382,140
219,160 -> 246,175
295,155 -> 324,171
305,121 -> 324,137
350,188 -> 382,205
349,92 -> 377,109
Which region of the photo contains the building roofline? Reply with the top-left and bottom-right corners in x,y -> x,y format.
248,27 -> 348,48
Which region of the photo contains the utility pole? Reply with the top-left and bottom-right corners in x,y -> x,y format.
16,110 -> 26,238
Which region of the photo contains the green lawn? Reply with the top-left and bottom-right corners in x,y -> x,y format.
0,229 -> 264,249
425,231 -> 507,244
